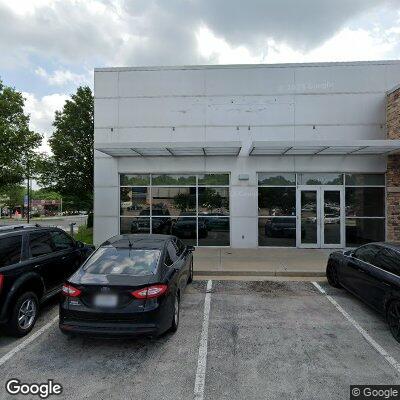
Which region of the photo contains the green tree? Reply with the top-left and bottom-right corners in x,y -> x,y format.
0,79 -> 42,187
39,86 -> 94,211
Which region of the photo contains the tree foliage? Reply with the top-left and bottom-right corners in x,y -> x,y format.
0,79 -> 42,188
39,86 -> 94,211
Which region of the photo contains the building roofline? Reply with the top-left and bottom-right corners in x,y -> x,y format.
95,59 -> 400,73
387,83 -> 400,95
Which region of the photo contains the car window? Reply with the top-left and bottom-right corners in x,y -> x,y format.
29,231 -> 54,257
50,231 -> 75,251
83,247 -> 161,276
0,235 -> 22,268
375,248 -> 400,275
353,245 -> 380,265
165,242 -> 178,266
175,239 -> 185,256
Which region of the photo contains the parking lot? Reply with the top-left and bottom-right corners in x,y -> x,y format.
0,280 -> 399,400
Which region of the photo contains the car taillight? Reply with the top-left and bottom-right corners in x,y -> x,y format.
0,274 -> 3,293
62,283 -> 81,297
131,284 -> 168,299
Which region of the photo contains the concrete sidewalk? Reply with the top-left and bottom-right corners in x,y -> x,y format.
193,247 -> 333,278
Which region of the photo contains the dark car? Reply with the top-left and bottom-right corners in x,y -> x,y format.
0,225 -> 94,337
59,234 -> 194,338
326,242 -> 400,342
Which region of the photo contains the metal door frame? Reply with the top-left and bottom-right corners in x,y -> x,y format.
296,185 -> 344,248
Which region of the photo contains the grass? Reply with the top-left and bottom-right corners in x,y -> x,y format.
75,225 -> 93,245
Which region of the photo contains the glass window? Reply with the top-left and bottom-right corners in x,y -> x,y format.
29,232 -> 54,257
258,173 -> 296,186
298,173 -> 343,185
151,217 -> 173,235
258,187 -> 296,216
175,239 -> 186,256
345,174 -> 385,186
258,217 -> 296,247
83,247 -> 160,276
171,216 -> 197,246
353,245 -> 381,264
120,187 -> 150,216
198,173 -> 229,186
345,188 -> 385,217
375,248 -> 400,275
151,174 -> 196,186
166,242 -> 178,264
50,231 -> 74,251
198,187 -> 229,216
0,235 -> 22,267
120,174 -> 150,186
120,217 -> 150,234
152,187 -> 196,216
198,217 -> 230,246
346,219 -> 385,247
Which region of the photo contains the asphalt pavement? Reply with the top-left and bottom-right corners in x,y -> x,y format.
0,280 -> 399,400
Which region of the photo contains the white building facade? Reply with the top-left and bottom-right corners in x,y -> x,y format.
94,61 -> 400,248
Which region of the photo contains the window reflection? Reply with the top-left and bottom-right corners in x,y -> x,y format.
198,187 -> 229,216
120,187 -> 150,216
345,188 -> 385,217
120,217 -> 150,234
258,217 -> 296,247
258,187 -> 296,216
346,218 -> 385,247
152,187 -> 196,216
198,217 -> 230,246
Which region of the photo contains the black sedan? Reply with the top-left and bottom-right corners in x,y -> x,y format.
326,242 -> 400,342
59,234 -> 194,337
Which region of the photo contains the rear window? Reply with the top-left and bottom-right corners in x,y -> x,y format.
0,235 -> 22,268
83,247 -> 161,276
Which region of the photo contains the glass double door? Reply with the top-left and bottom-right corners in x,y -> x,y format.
296,186 -> 344,248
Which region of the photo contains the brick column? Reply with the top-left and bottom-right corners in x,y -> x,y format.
386,86 -> 400,243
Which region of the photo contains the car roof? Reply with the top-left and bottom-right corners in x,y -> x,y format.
363,242 -> 400,252
101,234 -> 175,249
0,224 -> 58,237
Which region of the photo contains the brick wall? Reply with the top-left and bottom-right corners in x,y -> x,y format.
386,86 -> 400,243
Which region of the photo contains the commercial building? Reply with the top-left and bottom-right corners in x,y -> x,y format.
94,61 -> 400,248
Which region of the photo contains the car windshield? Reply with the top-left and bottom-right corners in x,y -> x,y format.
83,246 -> 161,276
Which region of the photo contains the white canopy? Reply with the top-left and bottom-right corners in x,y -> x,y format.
95,141 -> 242,157
249,140 -> 400,156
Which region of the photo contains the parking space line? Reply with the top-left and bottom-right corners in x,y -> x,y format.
0,316 -> 58,367
312,282 -> 400,375
194,280 -> 213,400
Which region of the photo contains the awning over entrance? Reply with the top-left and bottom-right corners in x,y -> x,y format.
95,141 -> 242,157
249,140 -> 400,156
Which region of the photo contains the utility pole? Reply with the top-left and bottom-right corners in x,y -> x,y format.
26,160 -> 30,224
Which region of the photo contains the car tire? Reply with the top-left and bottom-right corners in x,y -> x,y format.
7,292 -> 39,337
387,300 -> 400,343
326,262 -> 341,288
170,293 -> 180,333
187,260 -> 193,284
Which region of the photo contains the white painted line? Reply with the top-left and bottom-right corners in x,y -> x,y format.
0,315 -> 58,367
312,282 -> 400,375
194,280 -> 213,400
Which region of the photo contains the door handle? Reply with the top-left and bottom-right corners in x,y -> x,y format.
33,265 -> 40,269
61,256 -> 67,260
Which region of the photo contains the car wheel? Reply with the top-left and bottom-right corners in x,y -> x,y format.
326,262 -> 341,288
387,301 -> 400,343
187,260 -> 193,284
170,293 -> 180,333
7,292 -> 39,337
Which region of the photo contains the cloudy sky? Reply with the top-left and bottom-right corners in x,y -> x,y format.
1,0 -> 400,151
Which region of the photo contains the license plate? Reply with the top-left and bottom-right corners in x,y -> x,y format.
94,294 -> 118,308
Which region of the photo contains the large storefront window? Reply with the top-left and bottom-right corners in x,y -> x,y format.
345,174 -> 385,247
258,173 -> 296,247
120,173 -> 230,246
258,172 -> 386,248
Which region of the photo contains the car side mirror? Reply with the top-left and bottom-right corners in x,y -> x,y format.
186,245 -> 195,252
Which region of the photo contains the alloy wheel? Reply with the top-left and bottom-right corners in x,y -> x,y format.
18,298 -> 37,330
387,301 -> 400,343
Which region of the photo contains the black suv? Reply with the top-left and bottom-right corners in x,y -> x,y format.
0,225 -> 94,337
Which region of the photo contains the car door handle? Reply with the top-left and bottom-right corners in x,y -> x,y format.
33,264 -> 40,269
61,256 -> 67,260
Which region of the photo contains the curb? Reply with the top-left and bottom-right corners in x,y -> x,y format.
194,270 -> 325,277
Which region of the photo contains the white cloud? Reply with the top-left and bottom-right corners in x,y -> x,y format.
35,67 -> 91,86
23,92 -> 69,152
